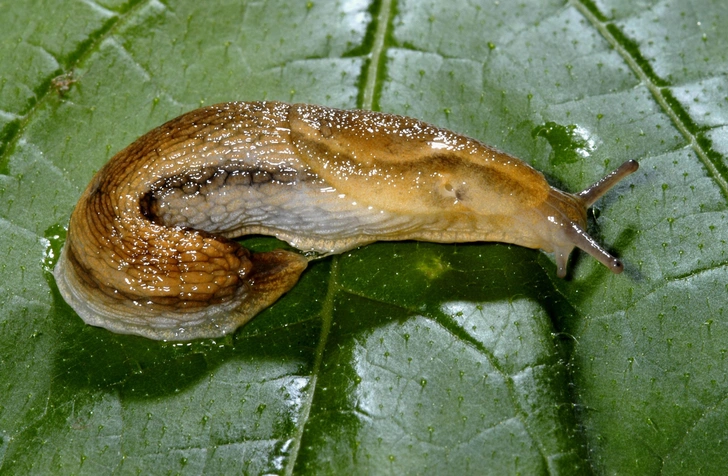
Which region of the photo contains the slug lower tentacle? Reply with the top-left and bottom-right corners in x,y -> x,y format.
54,101 -> 638,340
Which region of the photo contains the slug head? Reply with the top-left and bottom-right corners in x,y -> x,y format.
538,160 -> 639,277
288,103 -> 638,278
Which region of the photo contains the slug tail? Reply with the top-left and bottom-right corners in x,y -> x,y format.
232,249 -> 309,322
578,160 -> 639,207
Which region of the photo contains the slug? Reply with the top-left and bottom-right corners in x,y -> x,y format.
54,101 -> 638,340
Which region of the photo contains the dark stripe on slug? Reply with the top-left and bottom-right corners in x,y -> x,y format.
139,164 -> 309,225
401,153 -> 547,205
139,191 -> 157,222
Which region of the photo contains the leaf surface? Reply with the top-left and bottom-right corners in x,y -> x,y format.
1,0 -> 727,474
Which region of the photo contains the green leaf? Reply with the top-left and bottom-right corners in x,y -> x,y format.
1,0 -> 727,474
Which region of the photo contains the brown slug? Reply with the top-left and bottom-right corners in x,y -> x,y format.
53,101 -> 639,340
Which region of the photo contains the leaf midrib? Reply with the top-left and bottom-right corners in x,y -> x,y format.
283,0 -> 395,471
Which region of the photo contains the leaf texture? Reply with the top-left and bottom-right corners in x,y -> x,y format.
1,0 -> 727,474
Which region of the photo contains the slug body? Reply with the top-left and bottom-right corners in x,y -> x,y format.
54,102 -> 638,340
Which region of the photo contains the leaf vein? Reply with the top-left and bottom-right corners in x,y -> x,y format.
571,0 -> 728,200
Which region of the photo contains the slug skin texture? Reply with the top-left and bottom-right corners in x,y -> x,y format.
54,102 -> 638,340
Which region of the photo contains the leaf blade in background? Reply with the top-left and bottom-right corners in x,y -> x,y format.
1,0 -> 727,474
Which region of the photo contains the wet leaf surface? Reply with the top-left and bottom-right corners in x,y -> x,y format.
1,0 -> 727,474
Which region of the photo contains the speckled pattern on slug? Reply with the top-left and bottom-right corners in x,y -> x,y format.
54,101 -> 638,340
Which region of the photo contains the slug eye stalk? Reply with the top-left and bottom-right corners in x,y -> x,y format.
579,160 -> 640,207
574,159 -> 639,275
552,160 -> 639,278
